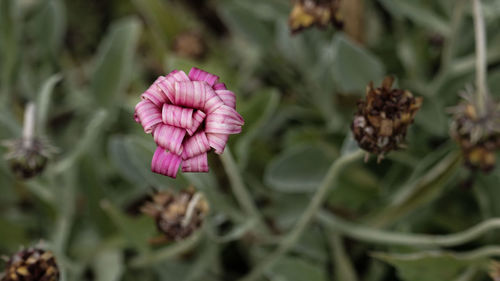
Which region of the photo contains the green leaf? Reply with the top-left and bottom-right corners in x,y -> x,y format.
219,0 -> 274,48
100,200 -> 156,252
264,194 -> 309,229
236,88 -> 280,168
93,248 -> 124,281
378,0 -> 450,36
131,0 -> 184,39
108,135 -> 184,189
0,108 -> 20,137
33,0 -> 66,55
36,74 -> 62,134
373,251 -> 487,281
91,17 -> 141,107
53,109 -> 109,173
332,35 -> 385,93
414,96 -> 446,136
370,150 -> 462,227
268,256 -> 328,281
0,0 -> 20,103
0,218 -> 29,249
264,145 -> 335,193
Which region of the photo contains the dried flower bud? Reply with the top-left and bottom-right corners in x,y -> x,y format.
2,103 -> 57,179
288,0 -> 343,34
141,188 -> 209,242
1,248 -> 59,281
351,76 -> 423,160
173,31 -> 206,60
2,138 -> 56,179
450,90 -> 500,172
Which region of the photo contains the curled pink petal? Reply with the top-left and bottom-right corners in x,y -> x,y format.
203,86 -> 225,114
206,133 -> 229,154
215,90 -> 236,108
182,153 -> 209,172
141,77 -> 169,107
205,105 -> 244,134
173,81 -> 206,109
162,104 -> 194,129
213,82 -> 227,90
152,147 -> 182,178
156,70 -> 190,104
135,100 -> 162,133
209,105 -> 244,125
182,131 -> 211,159
205,122 -> 242,134
186,110 -> 206,136
153,124 -> 186,155
188,67 -> 219,86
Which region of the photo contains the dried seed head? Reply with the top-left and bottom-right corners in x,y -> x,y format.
141,188 -> 209,242
351,76 -> 423,160
450,89 -> 500,172
1,248 -> 59,281
173,31 -> 206,60
288,0 -> 343,34
2,138 -> 56,179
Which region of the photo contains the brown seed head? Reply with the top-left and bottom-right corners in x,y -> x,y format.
351,76 -> 423,160
288,0 -> 343,34
141,188 -> 209,242
1,248 -> 59,281
450,90 -> 500,172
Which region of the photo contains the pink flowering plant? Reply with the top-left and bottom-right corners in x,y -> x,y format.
134,67 -> 244,178
4,0 -> 500,281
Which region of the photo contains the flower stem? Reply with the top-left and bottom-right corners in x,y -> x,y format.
473,0 -> 488,115
318,210 -> 500,247
237,150 -> 364,281
22,102 -> 36,147
219,148 -> 263,224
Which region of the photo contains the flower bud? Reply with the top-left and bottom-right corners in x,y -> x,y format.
1,248 -> 59,281
351,76 -> 423,160
2,103 -> 56,179
141,188 -> 209,241
3,138 -> 55,179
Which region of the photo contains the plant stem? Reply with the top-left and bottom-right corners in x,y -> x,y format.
473,0 -> 488,115
330,234 -> 359,281
454,267 -> 478,281
374,245 -> 500,260
52,170 -> 77,257
23,103 -> 36,147
219,148 -> 263,224
130,230 -> 203,267
237,150 -> 364,281
318,210 -> 500,247
429,0 -> 466,95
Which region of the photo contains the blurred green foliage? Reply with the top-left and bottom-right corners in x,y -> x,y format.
1,0 -> 500,280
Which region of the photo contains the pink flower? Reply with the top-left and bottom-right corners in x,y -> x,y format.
134,68 -> 244,178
